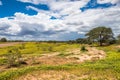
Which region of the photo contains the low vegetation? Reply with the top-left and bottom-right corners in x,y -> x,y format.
80,45 -> 87,52
0,42 -> 119,80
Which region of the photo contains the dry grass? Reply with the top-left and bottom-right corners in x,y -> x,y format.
18,70 -> 87,80
17,69 -> 118,80
23,46 -> 106,66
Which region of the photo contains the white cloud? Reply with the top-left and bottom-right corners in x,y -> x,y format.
0,12 -> 68,40
0,18 -> 21,35
25,0 -> 90,20
17,0 -> 39,4
18,0 -> 90,14
17,0 -> 89,4
0,0 -> 120,40
0,0 -> 2,5
97,0 -> 120,4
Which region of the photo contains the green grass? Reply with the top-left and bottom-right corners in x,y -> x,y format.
0,42 -> 80,56
0,59 -> 120,80
0,58 -> 7,65
0,65 -> 72,80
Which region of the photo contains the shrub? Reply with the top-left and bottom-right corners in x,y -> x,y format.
81,46 -> 87,52
117,49 -> 120,52
19,43 -> 25,49
6,48 -> 23,67
48,46 -> 53,51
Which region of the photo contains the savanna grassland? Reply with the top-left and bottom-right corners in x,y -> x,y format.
0,42 -> 120,80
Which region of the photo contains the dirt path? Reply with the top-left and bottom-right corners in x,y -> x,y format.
76,47 -> 105,62
25,47 -> 106,65
116,45 -> 120,48
0,42 -> 24,48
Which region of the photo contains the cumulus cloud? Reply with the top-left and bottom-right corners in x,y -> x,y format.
97,0 -> 120,4
0,12 -> 69,40
0,0 -> 120,40
17,0 -> 89,4
17,0 -> 50,5
0,0 -> 2,5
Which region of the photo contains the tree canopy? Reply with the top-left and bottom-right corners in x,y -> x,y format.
85,26 -> 114,46
117,34 -> 120,40
0,37 -> 7,42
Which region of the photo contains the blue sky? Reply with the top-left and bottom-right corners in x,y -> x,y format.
0,0 -> 49,18
0,0 -> 120,40
0,0 -> 115,17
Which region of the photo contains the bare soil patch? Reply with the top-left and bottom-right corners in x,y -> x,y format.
0,42 -> 24,48
25,47 -> 106,65
18,70 -> 88,80
65,47 -> 105,62
17,47 -> 106,80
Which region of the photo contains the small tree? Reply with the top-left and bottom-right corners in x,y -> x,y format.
117,34 -> 120,39
6,48 -> 22,67
117,34 -> 120,44
7,50 -> 16,67
0,38 -> 7,42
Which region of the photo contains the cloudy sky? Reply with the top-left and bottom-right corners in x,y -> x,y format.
0,0 -> 120,41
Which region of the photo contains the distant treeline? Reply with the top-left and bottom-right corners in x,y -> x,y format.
1,37 -> 119,45
1,26 -> 120,46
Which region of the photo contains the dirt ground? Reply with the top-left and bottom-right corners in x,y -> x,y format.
25,47 -> 106,65
18,70 -> 88,80
0,42 -> 23,48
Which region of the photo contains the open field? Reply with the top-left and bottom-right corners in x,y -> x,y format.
0,42 -> 120,80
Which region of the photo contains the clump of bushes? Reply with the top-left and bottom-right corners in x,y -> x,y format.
117,49 -> 120,52
19,43 -> 25,49
36,44 -> 40,50
80,46 -> 87,52
48,46 -> 53,51
6,48 -> 26,68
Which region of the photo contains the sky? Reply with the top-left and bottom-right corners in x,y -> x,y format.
0,0 -> 120,41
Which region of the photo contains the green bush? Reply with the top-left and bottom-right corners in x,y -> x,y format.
117,49 -> 120,52
19,43 -> 25,49
48,46 -> 53,51
6,48 -> 23,67
81,46 -> 87,52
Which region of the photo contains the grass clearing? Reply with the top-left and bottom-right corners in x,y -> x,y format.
0,42 -> 120,80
